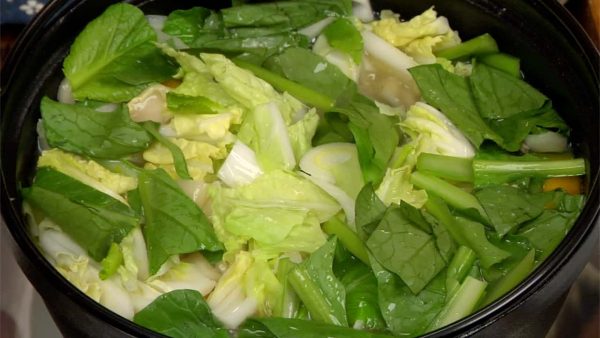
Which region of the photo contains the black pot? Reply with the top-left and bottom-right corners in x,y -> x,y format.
1,0 -> 598,337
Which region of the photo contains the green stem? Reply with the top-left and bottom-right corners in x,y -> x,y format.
425,195 -> 469,247
275,258 -> 300,318
142,122 -> 192,180
480,249 -> 536,307
99,242 -> 123,280
446,246 -> 477,297
416,153 -> 474,182
478,53 -> 521,77
322,217 -> 370,265
435,33 -> 499,60
288,266 -> 340,325
233,59 -> 335,111
428,276 -> 487,330
411,171 -> 488,223
473,159 -> 586,178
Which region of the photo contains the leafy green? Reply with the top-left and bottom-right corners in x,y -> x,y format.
238,318 -> 393,338
166,92 -> 221,114
41,97 -> 151,159
470,63 -> 547,120
163,1 -> 350,64
517,194 -> 585,261
142,122 -> 192,180
162,8 -> 224,47
487,103 -> 568,152
372,259 -> 446,336
480,249 -> 535,306
355,183 -> 388,241
408,64 -> 502,148
323,18 -> 363,64
337,258 -> 386,330
475,185 -> 549,236
424,195 -> 510,269
99,242 -> 123,280
134,289 -> 229,338
265,47 -> 400,183
367,204 -> 446,294
63,3 -> 176,102
289,238 -> 347,326
37,149 -> 137,202
265,47 -> 352,101
23,167 -> 138,261
137,169 -> 223,274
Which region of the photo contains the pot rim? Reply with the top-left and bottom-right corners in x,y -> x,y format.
1,0 -> 598,337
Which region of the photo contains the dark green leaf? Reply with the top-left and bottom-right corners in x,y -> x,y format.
41,97 -> 151,159
372,259 -> 446,337
134,289 -> 229,338
338,259 -> 386,330
162,8 -> 224,47
221,1 -> 351,29
475,185 -> 549,237
142,122 -> 191,180
367,205 -> 446,294
265,47 -> 352,100
22,167 -> 138,261
355,183 -> 387,241
323,18 -> 363,63
425,195 -> 510,269
290,238 -> 347,326
517,194 -> 584,261
265,48 -> 399,183
138,169 -> 223,274
238,317 -> 393,338
63,3 -> 176,102
470,63 -> 547,120
408,64 -> 502,148
487,103 -> 568,152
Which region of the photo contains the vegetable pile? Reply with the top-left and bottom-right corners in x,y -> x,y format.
23,1 -> 587,337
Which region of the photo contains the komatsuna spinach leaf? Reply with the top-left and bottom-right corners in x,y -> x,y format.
238,317 -> 393,338
355,183 -> 388,241
517,193 -> 584,261
338,258 -> 386,330
469,63 -> 547,120
162,7 -> 224,47
63,3 -> 176,102
366,204 -> 446,294
163,1 -> 349,64
22,167 -> 138,261
475,185 -> 549,237
265,48 -> 399,184
133,289 -> 229,338
41,97 -> 152,159
322,18 -> 363,64
220,1 -> 351,29
408,64 -> 502,148
137,169 -> 223,274
371,259 -> 446,337
487,102 -> 568,152
288,237 -> 348,326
